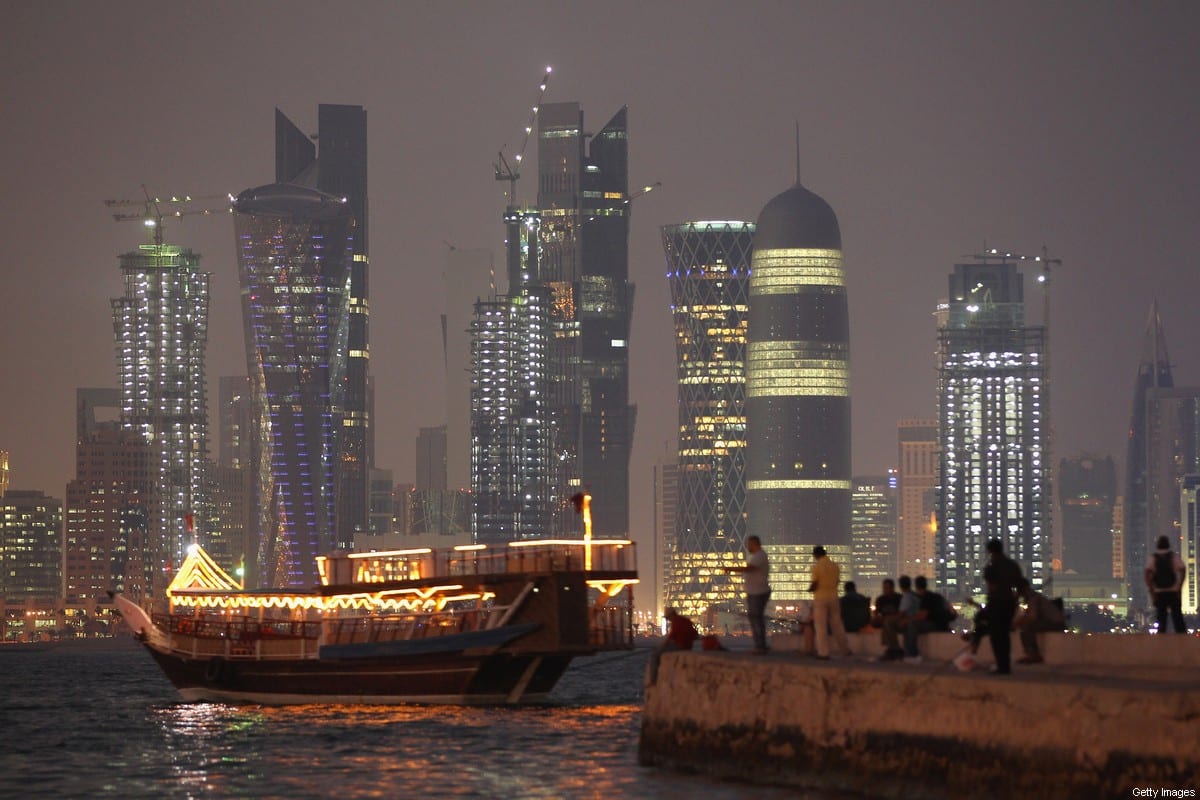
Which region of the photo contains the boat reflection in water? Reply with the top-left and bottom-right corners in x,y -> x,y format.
114,529 -> 637,706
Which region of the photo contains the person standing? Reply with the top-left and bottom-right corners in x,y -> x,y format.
985,538 -> 1027,674
1145,534 -> 1187,634
809,546 -> 850,659
727,535 -> 771,653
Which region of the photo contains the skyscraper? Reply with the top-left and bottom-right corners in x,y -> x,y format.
276,105 -> 371,549
536,102 -> 634,537
1058,454 -> 1117,579
417,426 -> 448,492
852,475 -> 897,591
111,243 -> 209,589
233,182 -> 355,588
219,375 -> 253,470
661,221 -> 754,618
936,258 -> 1048,597
0,490 -> 63,604
1179,474 -> 1200,615
897,419 -> 938,577
745,177 -> 850,599
444,248 -> 495,492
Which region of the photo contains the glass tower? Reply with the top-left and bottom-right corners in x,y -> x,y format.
936,259 -> 1048,597
536,102 -> 634,537
661,221 -> 754,619
1058,454 -> 1117,580
745,179 -> 850,600
852,475 -> 897,591
112,244 -> 209,592
233,183 -> 354,588
276,105 -> 371,549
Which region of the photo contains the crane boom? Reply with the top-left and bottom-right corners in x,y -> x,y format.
104,185 -> 232,246
494,66 -> 553,207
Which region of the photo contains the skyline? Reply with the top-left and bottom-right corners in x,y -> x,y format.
3,4 -> 1200,587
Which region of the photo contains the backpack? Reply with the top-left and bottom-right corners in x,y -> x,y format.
1153,552 -> 1177,589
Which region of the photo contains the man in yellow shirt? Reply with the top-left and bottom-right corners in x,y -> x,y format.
809,545 -> 850,659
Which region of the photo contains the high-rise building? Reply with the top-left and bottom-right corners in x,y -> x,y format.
1112,496 -> 1126,581
276,104 -> 371,550
368,467 -> 394,535
1180,474 -> 1200,615
936,258 -> 1049,597
1123,304 -> 1172,609
219,376 -> 253,470
205,463 -> 252,579
233,183 -> 355,588
0,450 -> 8,499
536,102 -> 634,537
111,244 -> 210,590
661,221 -> 754,619
64,419 -> 152,605
1058,454 -> 1117,579
654,459 -> 679,617
417,426 -> 448,492
444,249 -> 495,492
745,177 -> 850,599
0,490 -> 63,603
852,475 -> 897,591
897,420 -> 938,577
470,283 -> 553,545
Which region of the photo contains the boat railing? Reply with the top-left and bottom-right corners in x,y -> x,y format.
151,614 -> 321,660
589,604 -> 634,649
324,540 -> 637,587
322,607 -> 489,646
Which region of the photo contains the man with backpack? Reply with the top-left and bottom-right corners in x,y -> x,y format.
1145,535 -> 1187,634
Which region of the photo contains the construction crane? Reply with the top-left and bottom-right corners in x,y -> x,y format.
104,185 -> 232,247
494,66 -> 552,207
625,182 -> 661,206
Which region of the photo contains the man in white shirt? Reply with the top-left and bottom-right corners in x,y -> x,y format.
727,535 -> 771,653
1145,534 -> 1188,634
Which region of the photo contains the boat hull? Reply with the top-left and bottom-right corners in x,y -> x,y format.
142,643 -> 575,706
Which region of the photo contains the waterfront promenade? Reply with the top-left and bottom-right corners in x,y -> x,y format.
639,633 -> 1200,799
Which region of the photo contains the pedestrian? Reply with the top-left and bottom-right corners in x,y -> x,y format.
901,575 -> 955,664
984,538 -> 1026,674
1014,585 -> 1065,663
880,575 -> 917,660
647,608 -> 699,685
1145,534 -> 1188,634
726,535 -> 771,653
840,581 -> 871,633
809,546 -> 850,659
870,578 -> 901,631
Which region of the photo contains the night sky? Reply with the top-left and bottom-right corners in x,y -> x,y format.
3,3 -> 1198,588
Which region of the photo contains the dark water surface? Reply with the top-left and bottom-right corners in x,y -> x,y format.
0,645 -> 828,799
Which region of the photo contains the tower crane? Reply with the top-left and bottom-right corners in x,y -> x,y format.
494,66 -> 552,207
104,185 -> 232,247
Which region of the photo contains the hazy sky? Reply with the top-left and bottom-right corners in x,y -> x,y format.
2,2 -> 1199,585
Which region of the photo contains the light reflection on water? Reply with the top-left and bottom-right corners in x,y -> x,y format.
1,648 -> 828,799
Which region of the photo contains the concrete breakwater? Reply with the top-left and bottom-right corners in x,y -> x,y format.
638,640 -> 1200,799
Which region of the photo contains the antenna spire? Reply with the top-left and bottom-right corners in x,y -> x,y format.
794,120 -> 801,185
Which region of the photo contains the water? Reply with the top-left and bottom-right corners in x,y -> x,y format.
0,645 -> 824,799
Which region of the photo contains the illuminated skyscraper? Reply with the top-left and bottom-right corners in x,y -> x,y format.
276,105 -> 371,549
852,474 -> 897,590
234,183 -> 355,588
111,244 -> 209,588
661,221 -> 754,618
536,102 -> 634,536
897,419 -> 938,576
1180,474 -> 1200,615
936,258 -> 1048,597
1058,454 -> 1117,580
0,490 -> 63,603
745,178 -> 850,599
444,248 -> 495,492
0,450 -> 8,499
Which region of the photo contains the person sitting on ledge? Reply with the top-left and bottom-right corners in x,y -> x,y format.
647,608 -> 699,686
1014,584 -> 1064,664
870,578 -> 901,632
900,575 -> 956,664
840,581 -> 871,634
880,575 -> 918,660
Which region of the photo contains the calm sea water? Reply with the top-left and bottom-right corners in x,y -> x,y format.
0,644 -> 830,799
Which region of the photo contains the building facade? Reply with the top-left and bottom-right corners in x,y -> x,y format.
1123,304 -> 1173,609
897,420 -> 938,578
1058,454 -> 1117,580
536,102 -> 634,537
1180,474 -> 1200,615
111,244 -> 210,589
1,490 -> 63,604
745,178 -> 850,599
233,183 -> 355,588
852,474 -> 897,591
661,221 -> 754,619
276,104 -> 372,549
936,259 -> 1049,597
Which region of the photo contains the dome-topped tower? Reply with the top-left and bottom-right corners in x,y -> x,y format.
745,179 -> 851,582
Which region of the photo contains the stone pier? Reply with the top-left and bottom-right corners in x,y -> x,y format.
639,635 -> 1200,799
